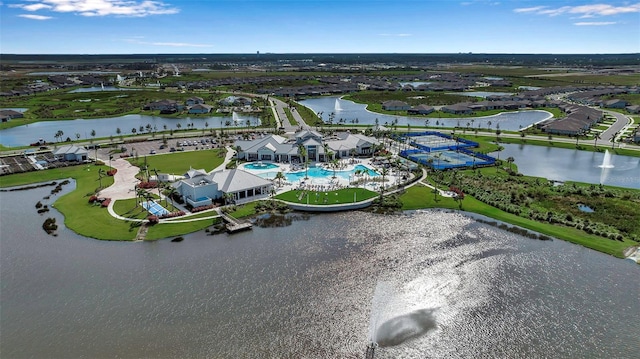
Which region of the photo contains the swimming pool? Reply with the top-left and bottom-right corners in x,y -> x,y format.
243,162 -> 279,170
257,164 -> 379,184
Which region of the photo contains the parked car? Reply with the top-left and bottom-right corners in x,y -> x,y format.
159,144 -> 166,149
170,147 -> 176,152
150,150 -> 156,154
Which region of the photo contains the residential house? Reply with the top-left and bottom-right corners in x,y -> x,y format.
381,100 -> 410,111
143,99 -> 183,113
188,104 -> 213,114
0,109 -> 24,122
441,104 -> 473,115
186,97 -> 205,106
625,105 -> 640,114
407,104 -> 435,115
603,99 -> 628,109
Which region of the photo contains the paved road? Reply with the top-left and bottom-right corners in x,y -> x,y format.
601,110 -> 631,143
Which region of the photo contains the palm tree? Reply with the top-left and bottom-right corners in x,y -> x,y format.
298,144 -> 308,179
235,145 -> 242,164
506,156 -> 515,171
424,119 -> 430,129
323,143 -> 331,162
379,167 -> 389,199
75,133 -> 81,141
116,127 -> 122,140
165,186 -> 178,208
135,188 -> 147,208
487,120 -> 492,132
274,171 -> 286,187
495,146 -> 504,171
330,159 -> 340,178
97,168 -> 106,189
593,132 -> 601,148
90,129 -> 96,143
152,168 -> 162,201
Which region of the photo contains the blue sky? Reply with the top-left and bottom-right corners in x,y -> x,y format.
1,0 -> 639,54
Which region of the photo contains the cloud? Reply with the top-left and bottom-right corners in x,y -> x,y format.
18,14 -> 53,20
12,0 -> 179,17
514,3 -> 640,17
574,21 -> 617,26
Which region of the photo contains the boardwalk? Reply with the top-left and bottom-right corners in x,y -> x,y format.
220,212 -> 253,233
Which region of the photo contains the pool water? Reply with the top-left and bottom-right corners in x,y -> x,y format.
258,164 -> 378,183
243,162 -> 279,170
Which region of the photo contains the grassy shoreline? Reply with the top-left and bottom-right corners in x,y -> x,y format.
1,164 -> 637,259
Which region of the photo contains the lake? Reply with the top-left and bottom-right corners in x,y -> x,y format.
499,144 -> 640,189
299,96 -> 551,131
1,184 -> 638,358
0,113 -> 261,147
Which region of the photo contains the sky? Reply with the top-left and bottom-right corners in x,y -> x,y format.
0,0 -> 639,54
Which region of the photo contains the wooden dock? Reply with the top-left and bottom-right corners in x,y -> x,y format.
220,213 -> 253,233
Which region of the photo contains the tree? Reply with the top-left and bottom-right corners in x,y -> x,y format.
116,127 -> 122,140
298,144 -> 309,180
379,167 -> 389,199
593,132 -> 601,148
330,158 -> 340,178
97,168 -> 106,189
75,133 -> 81,141
274,171 -> 286,187
90,129 -> 96,143
131,128 -> 137,135
165,187 -> 177,208
495,146 -> 504,171
487,120 -> 492,131
506,156 -> 515,171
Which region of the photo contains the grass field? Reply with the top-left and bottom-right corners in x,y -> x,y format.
127,148 -> 227,174
275,187 -> 379,205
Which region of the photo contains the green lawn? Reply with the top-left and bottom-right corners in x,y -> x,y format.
127,148 -> 227,174
275,187 -> 379,205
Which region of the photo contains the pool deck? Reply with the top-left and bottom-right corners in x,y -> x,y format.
242,158 -> 399,195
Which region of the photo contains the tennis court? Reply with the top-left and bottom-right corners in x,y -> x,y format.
142,200 -> 170,216
401,149 -> 495,170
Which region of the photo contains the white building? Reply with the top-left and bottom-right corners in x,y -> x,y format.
234,130 -> 378,164
172,168 -> 273,207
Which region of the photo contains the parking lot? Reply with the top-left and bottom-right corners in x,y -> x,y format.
96,137 -> 222,160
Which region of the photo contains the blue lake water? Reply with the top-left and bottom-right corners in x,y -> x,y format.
499,144 -> 640,189
299,96 -> 551,131
1,185 -> 638,358
0,114 -> 261,147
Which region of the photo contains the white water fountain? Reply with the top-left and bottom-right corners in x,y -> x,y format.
368,281 -> 437,350
598,150 -> 615,184
334,98 -> 343,112
232,111 -> 241,123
